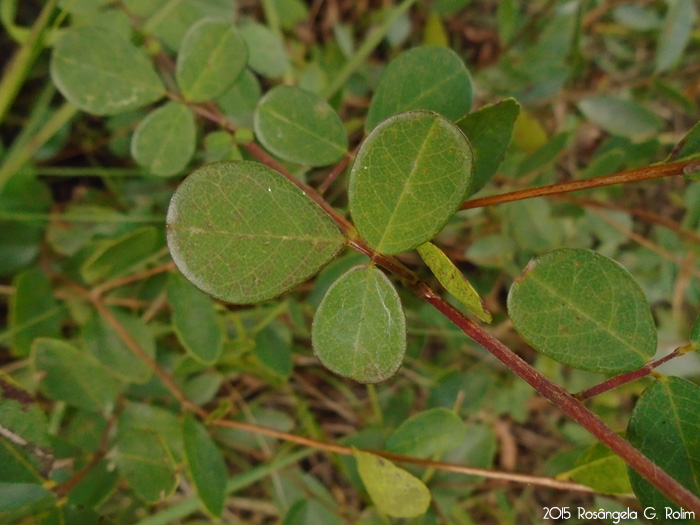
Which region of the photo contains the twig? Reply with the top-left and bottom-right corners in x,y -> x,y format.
319,151 -> 352,195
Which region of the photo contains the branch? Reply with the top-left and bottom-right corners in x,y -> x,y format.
459,161 -> 694,210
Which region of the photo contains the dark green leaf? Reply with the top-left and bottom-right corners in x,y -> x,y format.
508,249 -> 657,373
131,102 -> 196,177
254,86 -> 348,166
176,18 -> 247,102
166,161 -> 345,304
349,111 -> 473,255
670,120 -> 700,164
182,413 -> 227,517
385,408 -> 466,458
312,265 -> 406,384
456,98 -> 520,195
50,26 -> 165,115
33,339 -> 122,412
627,377 -> 700,521
254,323 -> 293,377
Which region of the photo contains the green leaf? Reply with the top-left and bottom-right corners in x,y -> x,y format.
417,242 -> 491,323
115,408 -> 178,503
254,323 -> 293,377
168,272 -> 222,364
80,226 -> 159,285
0,483 -> 54,523
366,46 -> 473,132
254,86 -> 348,166
507,249 -> 657,373
33,339 -> 122,412
691,314 -> 700,346
67,459 -> 119,508
176,18 -> 247,102
558,442 -> 632,494
627,377 -> 700,521
349,111 -> 473,255
577,96 -> 661,140
83,308 -> 156,383
131,102 -> 196,177
9,268 -> 62,357
217,69 -> 262,128
50,26 -> 165,115
456,98 -> 520,195
312,265 -> 406,384
166,161 -> 345,304
385,407 -> 467,458
670,120 -> 700,164
182,413 -> 227,517
656,0 -> 696,73
365,46 -> 472,131
239,22 -> 289,78
353,449 -> 430,518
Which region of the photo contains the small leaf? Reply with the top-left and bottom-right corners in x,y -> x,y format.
512,110 -> 548,153
50,26 -> 165,115
353,449 -> 431,518
254,86 -> 348,166
182,413 -> 227,517
385,407 -> 467,458
349,111 -> 473,255
312,265 -> 406,384
217,69 -> 262,128
456,98 -> 520,195
558,442 -> 632,494
669,120 -> 700,163
656,0 -> 696,73
691,314 -> 700,347
254,323 -> 293,377
366,46 -> 473,131
239,22 -> 289,78
417,242 -> 491,323
80,226 -> 159,285
507,249 -> 657,373
577,96 -> 661,140
131,102 -> 197,177
9,268 -> 62,357
627,377 -> 700,519
423,12 -> 449,47
83,308 -> 156,383
167,161 -> 345,304
176,18 -> 247,102
33,339 -> 122,412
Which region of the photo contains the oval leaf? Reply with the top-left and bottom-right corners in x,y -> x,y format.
33,339 -> 122,412
385,407 -> 467,458
577,96 -> 661,140
627,377 -> 700,520
656,0 -> 696,73
50,26 -> 165,115
167,272 -> 222,365
559,442 -> 632,495
366,46 -> 473,132
239,22 -> 289,78
507,249 -> 657,373
166,161 -> 345,304
354,449 -> 430,518
131,102 -> 196,177
312,265 -> 406,383
349,111 -> 473,255
182,413 -> 227,517
176,18 -> 248,102
254,86 -> 348,166
417,242 -> 491,323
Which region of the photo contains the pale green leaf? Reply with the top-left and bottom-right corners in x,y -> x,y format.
80,226 -> 159,285
417,242 -> 491,323
182,413 -> 227,517
33,339 -> 122,412
9,268 -> 62,357
312,265 -> 406,384
365,46 -> 472,131
50,26 -> 165,115
627,377 -> 700,521
385,408 -> 467,458
558,442 -> 632,494
656,0 -> 696,73
507,249 -> 657,373
456,98 -> 520,195
254,86 -> 348,166
349,111 -> 473,255
239,23 -> 289,78
166,161 -> 345,304
366,46 -> 473,132
353,449 -> 430,518
168,272 -> 222,364
83,308 -> 156,384
131,102 -> 196,177
176,18 -> 247,102
577,96 -> 661,140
